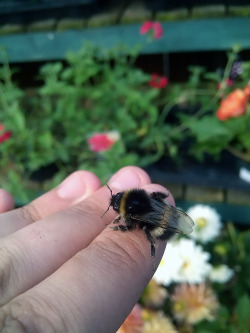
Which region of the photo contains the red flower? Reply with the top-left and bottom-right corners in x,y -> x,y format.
0,123 -> 12,143
140,21 -> 163,39
0,131 -> 12,143
148,73 -> 168,89
216,88 -> 249,121
88,131 -> 119,152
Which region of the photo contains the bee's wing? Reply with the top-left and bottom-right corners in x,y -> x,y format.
163,204 -> 194,234
133,198 -> 194,235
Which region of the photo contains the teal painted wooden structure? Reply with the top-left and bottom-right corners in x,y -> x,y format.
1,17 -> 250,63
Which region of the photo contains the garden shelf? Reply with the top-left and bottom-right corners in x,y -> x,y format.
1,17 -> 250,63
147,154 -> 250,191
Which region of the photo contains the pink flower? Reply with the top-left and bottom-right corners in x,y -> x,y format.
140,21 -> 153,35
152,22 -> 163,39
140,21 -> 163,39
172,283 -> 219,324
148,73 -> 168,89
88,131 -> 120,152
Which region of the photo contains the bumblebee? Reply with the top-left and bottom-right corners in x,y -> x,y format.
102,185 -> 194,269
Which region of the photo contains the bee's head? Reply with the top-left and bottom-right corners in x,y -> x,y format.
101,183 -> 123,218
110,192 -> 123,212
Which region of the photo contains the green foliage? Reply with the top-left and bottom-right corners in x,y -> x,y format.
0,44 -> 174,201
174,49 -> 250,162
1,45 -> 250,202
199,226 -> 250,332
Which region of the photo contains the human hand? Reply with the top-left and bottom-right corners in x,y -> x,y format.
0,166 -> 174,332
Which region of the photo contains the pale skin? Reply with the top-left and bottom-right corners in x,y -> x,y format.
0,166 -> 174,332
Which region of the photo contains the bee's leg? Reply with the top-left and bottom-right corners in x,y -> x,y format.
105,216 -> 121,227
111,225 -> 128,232
142,226 -> 157,272
150,192 -> 169,201
112,216 -> 121,224
111,224 -> 136,232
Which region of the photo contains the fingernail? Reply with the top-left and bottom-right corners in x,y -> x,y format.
57,173 -> 86,200
109,168 -> 142,190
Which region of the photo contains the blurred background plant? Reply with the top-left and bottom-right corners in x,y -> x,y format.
0,24 -> 250,203
118,204 -> 250,333
166,47 -> 250,163
0,42 -> 175,202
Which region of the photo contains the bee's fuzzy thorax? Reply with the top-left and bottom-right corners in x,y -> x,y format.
123,189 -> 152,216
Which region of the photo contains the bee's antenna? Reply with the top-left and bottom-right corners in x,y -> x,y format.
105,180 -> 113,196
101,180 -> 113,218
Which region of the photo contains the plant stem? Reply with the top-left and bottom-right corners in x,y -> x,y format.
157,101 -> 176,125
168,106 -> 209,136
215,50 -> 238,99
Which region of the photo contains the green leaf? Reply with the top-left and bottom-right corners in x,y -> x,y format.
189,115 -> 230,142
204,72 -> 222,82
6,170 -> 29,202
234,294 -> 250,332
37,132 -> 53,149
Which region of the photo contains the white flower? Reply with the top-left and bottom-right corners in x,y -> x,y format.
153,243 -> 182,286
187,205 -> 222,243
107,130 -> 120,142
154,238 -> 212,285
209,265 -> 234,283
172,238 -> 212,284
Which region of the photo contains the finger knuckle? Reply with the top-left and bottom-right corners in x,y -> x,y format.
93,233 -> 145,271
0,297 -> 63,333
20,204 -> 41,224
0,306 -> 26,332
